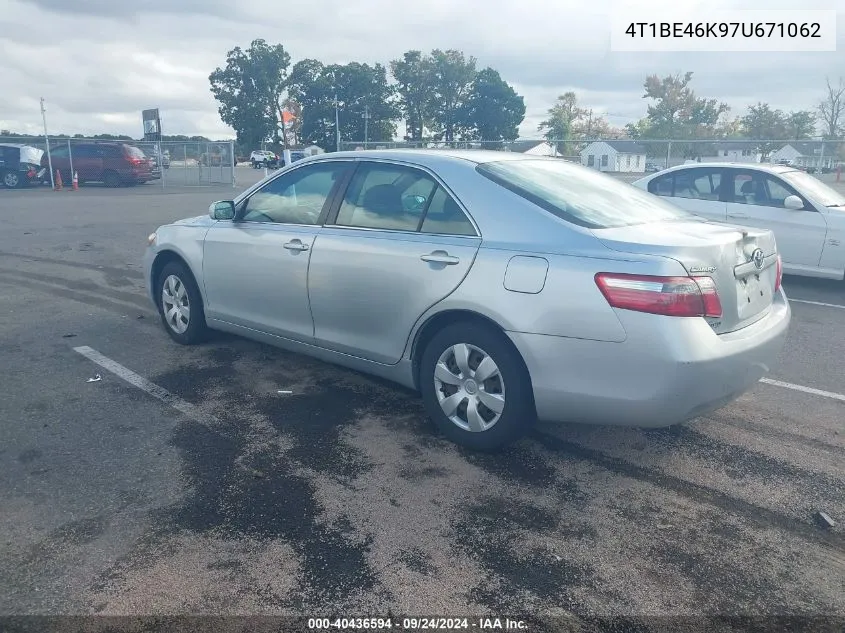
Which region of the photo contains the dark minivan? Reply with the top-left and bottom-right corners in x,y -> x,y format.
42,142 -> 155,187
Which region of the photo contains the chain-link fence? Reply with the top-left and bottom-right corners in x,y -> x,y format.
0,136 -> 237,188
339,138 -> 845,179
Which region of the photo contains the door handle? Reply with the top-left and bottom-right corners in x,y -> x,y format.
421,251 -> 459,265
283,240 -> 309,251
727,213 -> 749,219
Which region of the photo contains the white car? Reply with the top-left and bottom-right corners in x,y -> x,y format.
249,150 -> 277,169
633,163 -> 845,280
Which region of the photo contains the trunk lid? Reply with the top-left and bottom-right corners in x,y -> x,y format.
591,218 -> 778,334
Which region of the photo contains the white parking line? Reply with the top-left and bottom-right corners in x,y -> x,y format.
789,298 -> 845,310
75,346 -> 845,419
73,345 -> 216,423
759,378 -> 845,402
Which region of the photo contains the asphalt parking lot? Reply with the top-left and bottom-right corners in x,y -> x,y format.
0,177 -> 843,629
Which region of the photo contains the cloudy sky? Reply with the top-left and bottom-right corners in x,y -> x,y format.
1,0 -> 843,141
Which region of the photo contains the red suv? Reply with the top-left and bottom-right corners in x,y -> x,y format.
42,142 -> 154,187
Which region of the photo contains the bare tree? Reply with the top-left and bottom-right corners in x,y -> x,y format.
818,77 -> 845,138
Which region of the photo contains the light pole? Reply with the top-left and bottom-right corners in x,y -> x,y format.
362,104 -> 371,149
335,93 -> 340,152
40,98 -> 54,189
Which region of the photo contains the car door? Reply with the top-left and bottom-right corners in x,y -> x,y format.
723,169 -> 828,269
307,160 -> 482,364
647,167 -> 727,221
202,160 -> 352,340
71,144 -> 101,182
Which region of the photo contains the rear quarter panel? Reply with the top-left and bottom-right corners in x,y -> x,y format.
408,246 -> 690,348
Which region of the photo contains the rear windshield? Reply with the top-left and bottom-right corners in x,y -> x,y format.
125,146 -> 146,159
476,159 -> 692,229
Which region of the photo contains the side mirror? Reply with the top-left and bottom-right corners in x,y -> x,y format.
209,200 -> 235,220
784,195 -> 804,210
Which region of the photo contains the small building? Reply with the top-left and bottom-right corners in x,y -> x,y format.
769,142 -> 837,170
503,140 -> 562,157
580,140 -> 646,172
699,140 -> 762,163
303,145 -> 325,156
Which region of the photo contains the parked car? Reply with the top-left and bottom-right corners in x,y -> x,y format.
41,142 -> 154,187
144,150 -> 789,451
633,162 -> 845,280
250,150 -> 278,169
0,143 -> 45,188
644,162 -> 661,173
145,146 -> 170,171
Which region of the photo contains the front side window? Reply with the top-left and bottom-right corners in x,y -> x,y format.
477,159 -> 691,229
241,161 -> 347,225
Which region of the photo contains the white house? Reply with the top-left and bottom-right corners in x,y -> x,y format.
699,141 -> 762,163
769,142 -> 838,170
503,140 -> 562,157
580,140 -> 647,173
303,144 -> 325,156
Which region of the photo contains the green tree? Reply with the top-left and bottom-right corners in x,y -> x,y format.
209,39 -> 291,150
784,111 -> 817,139
632,71 -> 729,159
427,49 -> 477,142
390,51 -> 435,142
538,92 -> 587,154
296,62 -> 399,151
457,68 -> 525,146
740,102 -> 787,156
640,72 -> 728,139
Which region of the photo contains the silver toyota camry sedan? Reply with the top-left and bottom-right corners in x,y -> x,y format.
143,149 -> 791,451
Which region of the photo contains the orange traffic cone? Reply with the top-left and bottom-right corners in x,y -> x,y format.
71,171 -> 79,191
54,169 -> 63,191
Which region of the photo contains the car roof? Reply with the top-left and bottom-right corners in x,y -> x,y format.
648,162 -> 799,176
306,148 -> 552,168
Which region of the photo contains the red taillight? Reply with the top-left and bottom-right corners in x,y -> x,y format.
774,254 -> 783,293
595,273 -> 723,318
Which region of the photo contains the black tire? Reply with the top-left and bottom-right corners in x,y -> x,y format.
156,261 -> 209,345
103,170 -> 121,188
419,321 -> 535,452
2,170 -> 21,189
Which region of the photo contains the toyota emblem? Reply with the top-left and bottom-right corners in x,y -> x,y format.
751,248 -> 765,270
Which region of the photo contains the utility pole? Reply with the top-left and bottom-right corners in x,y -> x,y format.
362,104 -> 371,149
40,98 -> 54,189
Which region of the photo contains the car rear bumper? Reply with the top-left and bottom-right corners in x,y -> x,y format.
507,288 -> 791,427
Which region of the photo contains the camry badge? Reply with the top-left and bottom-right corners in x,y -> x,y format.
689,265 -> 717,273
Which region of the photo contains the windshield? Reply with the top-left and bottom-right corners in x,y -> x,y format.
780,170 -> 845,207
476,159 -> 693,228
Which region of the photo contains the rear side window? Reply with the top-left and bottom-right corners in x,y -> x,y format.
125,146 -> 145,159
648,168 -> 721,200
477,159 -> 691,229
